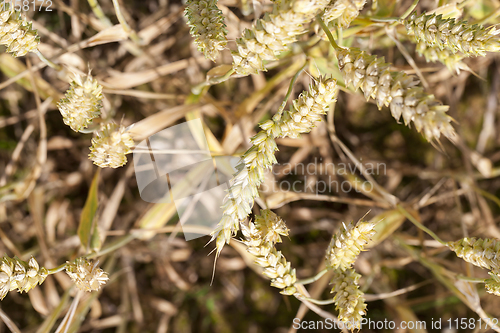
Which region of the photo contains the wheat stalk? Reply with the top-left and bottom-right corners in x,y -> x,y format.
486,272 -> 500,297
0,256 -> 47,300
58,72 -> 103,132
322,0 -> 366,29
337,47 -> 456,141
447,237 -> 500,272
241,209 -> 297,295
416,42 -> 468,74
185,0 -> 227,61
232,0 -> 330,75
0,2 -> 39,57
330,268 -> 367,328
404,12 -> 500,57
211,76 -> 337,256
325,220 -> 376,271
65,258 -> 109,292
88,122 -> 135,168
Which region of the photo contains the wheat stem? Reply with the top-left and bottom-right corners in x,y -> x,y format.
47,263 -> 67,274
34,50 -> 62,71
296,268 -> 328,285
316,15 -> 341,52
277,61 -> 308,114
191,68 -> 235,95
456,275 -> 487,283
111,0 -> 142,45
396,204 -> 446,245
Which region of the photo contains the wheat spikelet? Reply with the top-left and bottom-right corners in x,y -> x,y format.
0,256 -> 48,300
322,0 -> 366,28
337,47 -> 456,141
0,2 -> 40,57
58,72 -> 103,132
89,122 -> 134,168
404,12 -> 500,57
325,220 -> 375,271
232,0 -> 330,75
65,258 -> 109,292
486,272 -> 500,297
211,77 -> 337,255
185,0 -> 227,61
241,209 -> 297,295
330,268 -> 366,329
416,42 -> 468,74
447,237 -> 500,272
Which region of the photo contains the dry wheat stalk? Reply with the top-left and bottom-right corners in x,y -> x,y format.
241,209 -> 297,295
232,0 -> 330,75
0,256 -> 47,300
325,220 -> 376,271
330,268 -> 367,328
0,2 -> 39,57
404,12 -> 500,57
447,237 -> 500,272
88,122 -> 135,168
185,0 -> 227,61
65,258 -> 109,292
211,77 -> 338,256
337,47 -> 456,141
57,72 -> 103,132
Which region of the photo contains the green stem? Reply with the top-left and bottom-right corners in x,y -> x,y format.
276,61 -> 308,114
191,68 -> 235,95
396,204 -> 446,245
47,262 -> 67,274
87,0 -> 112,27
399,0 -> 419,20
298,295 -> 335,305
35,50 -> 62,71
86,234 -> 136,259
296,268 -> 328,285
456,275 -> 487,283
316,16 -> 341,53
111,0 -> 142,45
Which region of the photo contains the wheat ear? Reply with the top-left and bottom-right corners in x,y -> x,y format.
89,122 -> 135,168
326,220 -> 376,271
404,12 -> 500,57
330,268 -> 367,329
0,256 -> 47,300
211,76 -> 337,256
185,0 -> 227,61
232,0 -> 330,75
337,47 -> 456,141
0,2 -> 39,57
241,209 -> 297,295
58,72 -> 103,132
